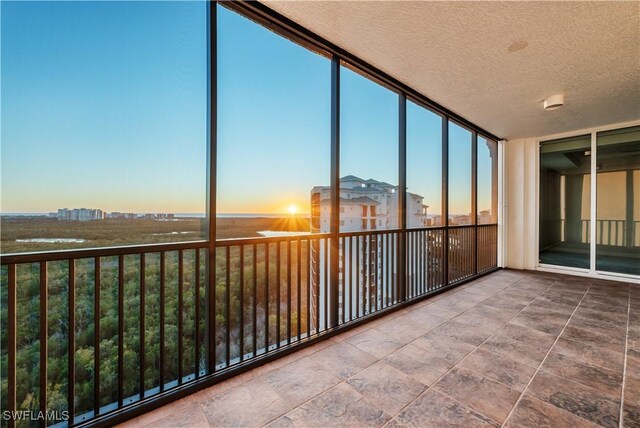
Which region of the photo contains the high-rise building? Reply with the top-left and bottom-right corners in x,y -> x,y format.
309,176 -> 428,329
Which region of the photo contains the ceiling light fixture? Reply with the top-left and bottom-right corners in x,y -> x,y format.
543,94 -> 564,110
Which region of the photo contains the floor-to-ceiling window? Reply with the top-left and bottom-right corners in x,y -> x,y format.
448,122 -> 475,282
216,4 -> 331,363
477,136 -> 499,272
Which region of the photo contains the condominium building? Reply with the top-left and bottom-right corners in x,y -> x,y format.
309,176 -> 428,328
52,208 -> 104,221
310,175 -> 428,233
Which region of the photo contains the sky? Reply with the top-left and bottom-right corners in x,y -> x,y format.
2,2 -> 492,216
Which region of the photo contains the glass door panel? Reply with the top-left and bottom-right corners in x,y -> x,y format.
595,126 -> 640,275
539,135 -> 591,269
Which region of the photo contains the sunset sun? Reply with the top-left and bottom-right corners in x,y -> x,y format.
287,204 -> 298,215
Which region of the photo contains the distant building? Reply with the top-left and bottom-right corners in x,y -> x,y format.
309,176 -> 428,329
49,208 -> 174,221
52,208 -> 104,221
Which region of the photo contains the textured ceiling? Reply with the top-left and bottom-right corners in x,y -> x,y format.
264,1 -> 640,139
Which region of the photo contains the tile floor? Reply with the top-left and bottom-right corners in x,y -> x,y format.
119,269 -> 640,428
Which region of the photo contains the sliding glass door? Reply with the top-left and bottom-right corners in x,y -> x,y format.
595,126 -> 640,275
539,125 -> 640,276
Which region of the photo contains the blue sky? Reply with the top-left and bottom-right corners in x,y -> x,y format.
1,1 -> 208,213
2,2 -> 487,216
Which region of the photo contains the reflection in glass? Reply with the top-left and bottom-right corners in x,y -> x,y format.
407,101 -> 443,228
448,122 -> 473,225
338,65 -> 399,232
217,6 -> 330,239
596,126 -> 640,275
539,135 -> 591,269
477,137 -> 498,224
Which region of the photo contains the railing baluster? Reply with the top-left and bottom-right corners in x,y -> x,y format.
140,253 -> 146,396
379,234 -> 384,308
287,240 -> 291,344
118,254 -> 124,405
253,244 -> 257,356
340,236 -> 345,324
348,237 -> 353,321
94,257 -> 101,416
68,259 -> 76,423
276,242 -> 281,347
194,249 -> 200,377
178,251 -> 184,381
297,239 -> 301,339
323,238 -> 328,330
355,236 -> 360,318
239,245 -> 244,361
315,239 -> 320,333
265,243 -> 270,351
374,235 -> 378,312
39,261 -> 48,428
159,252 -> 165,391
225,246 -> 230,366
8,264 -> 16,428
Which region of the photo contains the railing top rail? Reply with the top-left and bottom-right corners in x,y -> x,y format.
1,240 -> 209,265
214,232 -> 331,246
1,223 -> 500,265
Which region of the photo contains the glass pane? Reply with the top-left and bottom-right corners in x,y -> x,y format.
406,101 -> 443,228
339,65 -> 399,232
477,137 -> 498,224
448,122 -> 472,225
596,125 -> 640,275
539,135 -> 591,269
217,6 -> 330,239
1,1 -> 208,254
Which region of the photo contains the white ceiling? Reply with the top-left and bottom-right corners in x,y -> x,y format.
265,1 -> 640,140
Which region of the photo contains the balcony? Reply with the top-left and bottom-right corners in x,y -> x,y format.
118,269 -> 639,428
1,0 -> 639,427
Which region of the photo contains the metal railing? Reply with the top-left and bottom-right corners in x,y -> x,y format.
0,224 -> 497,427
581,219 -> 640,247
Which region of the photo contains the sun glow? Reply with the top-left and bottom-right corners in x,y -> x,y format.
287,204 -> 298,215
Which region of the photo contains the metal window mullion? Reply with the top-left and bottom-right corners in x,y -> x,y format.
590,132 -> 597,272
472,131 -> 478,275
207,0 -> 217,374
443,118 -> 450,284
329,54 -> 340,328
398,93 -> 407,302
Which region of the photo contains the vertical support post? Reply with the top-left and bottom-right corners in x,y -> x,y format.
329,55 -> 340,328
207,1 -> 217,373
626,170 -> 634,248
398,94 -> 407,302
442,118 -> 450,284
472,131 -> 478,275
589,132 -> 597,272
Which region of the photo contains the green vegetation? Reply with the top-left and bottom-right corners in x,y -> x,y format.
0,217 -> 315,427
1,216 -> 310,254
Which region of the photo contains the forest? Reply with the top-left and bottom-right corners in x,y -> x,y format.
0,217 -> 316,427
